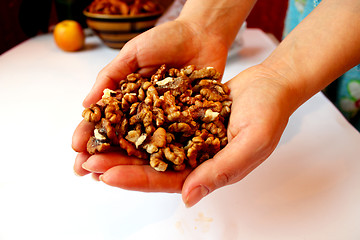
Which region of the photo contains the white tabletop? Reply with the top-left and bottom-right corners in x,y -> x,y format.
1,29 -> 360,240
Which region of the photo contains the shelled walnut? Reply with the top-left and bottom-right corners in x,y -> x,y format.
87,0 -> 161,15
82,64 -> 232,171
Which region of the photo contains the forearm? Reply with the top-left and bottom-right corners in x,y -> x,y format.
262,0 -> 360,112
177,0 -> 257,49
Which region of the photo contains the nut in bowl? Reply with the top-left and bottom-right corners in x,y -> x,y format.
83,0 -> 163,49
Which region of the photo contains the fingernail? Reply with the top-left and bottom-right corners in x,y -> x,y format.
82,162 -> 91,171
185,185 -> 209,208
73,169 -> 81,177
92,173 -> 101,181
98,174 -> 104,182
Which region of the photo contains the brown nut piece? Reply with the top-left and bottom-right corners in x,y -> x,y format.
144,127 -> 167,154
164,144 -> 185,166
104,102 -> 123,124
87,136 -> 111,155
150,149 -> 168,172
119,137 -> 148,159
82,104 -> 102,122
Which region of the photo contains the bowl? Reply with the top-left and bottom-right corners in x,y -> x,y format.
83,7 -> 163,49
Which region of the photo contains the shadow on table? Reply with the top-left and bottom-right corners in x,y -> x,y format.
83,42 -> 101,51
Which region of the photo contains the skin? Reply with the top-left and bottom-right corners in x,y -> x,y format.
72,0 -> 360,207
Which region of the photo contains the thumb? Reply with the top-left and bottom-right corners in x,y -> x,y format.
83,45 -> 138,107
182,129 -> 277,208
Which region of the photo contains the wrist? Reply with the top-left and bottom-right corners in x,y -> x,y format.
176,0 -> 256,49
235,63 -> 303,118
260,52 -> 311,114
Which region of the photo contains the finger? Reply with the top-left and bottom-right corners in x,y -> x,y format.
100,165 -> 192,193
72,120 -> 94,152
74,152 -> 91,176
137,66 -> 161,77
83,48 -> 138,107
182,128 -> 278,207
82,152 -> 149,173
92,173 -> 102,181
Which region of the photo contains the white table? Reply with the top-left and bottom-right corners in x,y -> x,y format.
1,29 -> 360,240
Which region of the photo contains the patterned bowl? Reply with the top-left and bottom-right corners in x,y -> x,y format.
83,7 -> 163,49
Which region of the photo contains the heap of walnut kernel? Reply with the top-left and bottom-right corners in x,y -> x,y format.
87,0 -> 160,15
82,64 -> 232,171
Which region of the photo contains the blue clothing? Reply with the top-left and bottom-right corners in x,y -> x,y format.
284,0 -> 360,131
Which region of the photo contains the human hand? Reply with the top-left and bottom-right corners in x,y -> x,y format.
81,19 -> 229,107
181,64 -> 296,206
73,62 -> 296,206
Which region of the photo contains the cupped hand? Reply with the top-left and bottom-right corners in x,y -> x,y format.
181,64 -> 296,206
73,61 -> 296,207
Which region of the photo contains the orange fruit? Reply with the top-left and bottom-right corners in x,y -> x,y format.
53,20 -> 85,52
